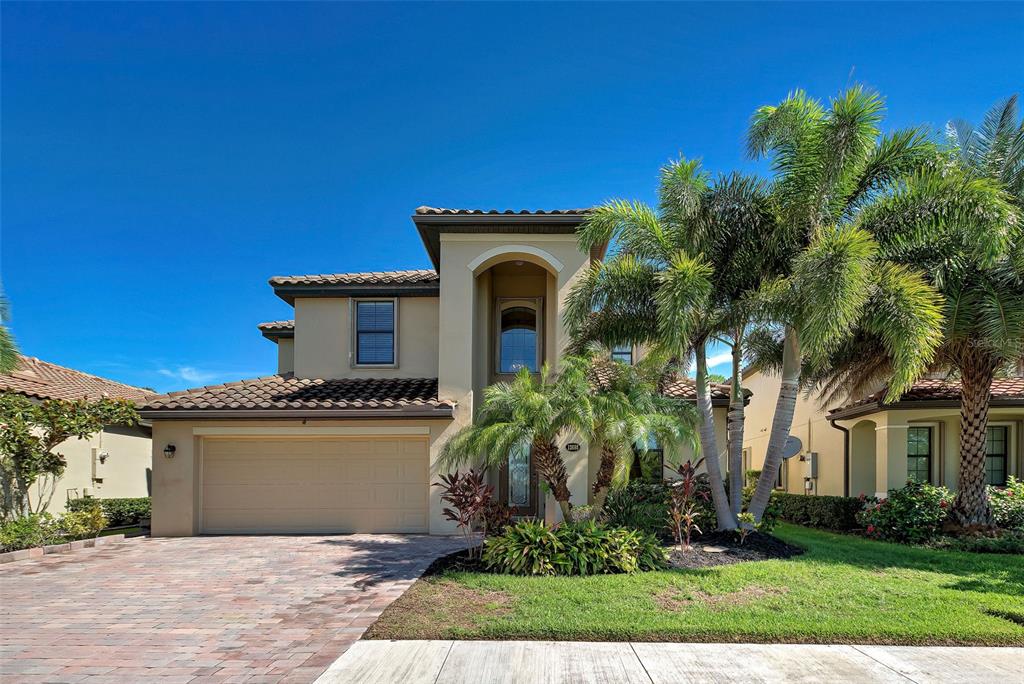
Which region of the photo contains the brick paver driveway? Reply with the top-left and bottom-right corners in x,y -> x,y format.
0,534 -> 463,683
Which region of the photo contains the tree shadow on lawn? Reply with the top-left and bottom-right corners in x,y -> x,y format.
777,527 -> 1024,598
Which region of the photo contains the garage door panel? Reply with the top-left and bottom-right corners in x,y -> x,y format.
201,437 -> 429,534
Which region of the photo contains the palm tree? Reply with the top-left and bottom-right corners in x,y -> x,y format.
825,96 -> 1022,527
566,163 -> 780,529
439,362 -> 593,521
740,87 -> 959,521
0,283 -> 18,374
586,350 -> 699,516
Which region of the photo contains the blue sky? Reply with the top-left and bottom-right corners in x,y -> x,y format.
3,2 -> 1021,392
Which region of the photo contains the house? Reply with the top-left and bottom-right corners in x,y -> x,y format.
138,207 -> 733,536
0,355 -> 155,512
741,368 -> 1024,499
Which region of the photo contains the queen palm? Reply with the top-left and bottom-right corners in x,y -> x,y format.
823,96 -> 1023,527
439,362 -> 594,521
587,349 -> 699,516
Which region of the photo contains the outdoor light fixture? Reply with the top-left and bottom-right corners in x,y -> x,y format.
163,444 -> 177,459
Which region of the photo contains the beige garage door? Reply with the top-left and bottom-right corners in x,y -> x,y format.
201,437 -> 429,534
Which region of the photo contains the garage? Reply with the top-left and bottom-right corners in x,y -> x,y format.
200,436 -> 429,534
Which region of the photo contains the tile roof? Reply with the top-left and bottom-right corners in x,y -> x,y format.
138,375 -> 454,415
257,320 -> 294,332
831,377 -> 1024,415
0,356 -> 155,404
268,269 -> 438,287
589,362 -> 733,404
415,206 -> 589,216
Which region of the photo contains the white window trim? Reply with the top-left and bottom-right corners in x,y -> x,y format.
350,297 -> 399,369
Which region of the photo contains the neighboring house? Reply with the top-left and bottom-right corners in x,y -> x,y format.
742,368 -> 1024,499
0,355 -> 155,512
139,207 -> 733,536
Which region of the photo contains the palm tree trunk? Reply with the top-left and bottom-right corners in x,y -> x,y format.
695,343 -> 737,530
533,438 -> 573,521
727,338 -> 745,518
591,443 -> 617,516
952,352 -> 995,528
748,326 -> 800,522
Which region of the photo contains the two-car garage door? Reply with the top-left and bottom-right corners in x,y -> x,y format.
201,437 -> 429,534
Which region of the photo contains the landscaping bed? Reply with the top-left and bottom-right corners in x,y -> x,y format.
667,531 -> 802,569
364,523 -> 1024,646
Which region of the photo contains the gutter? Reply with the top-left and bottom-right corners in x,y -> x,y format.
828,418 -> 851,497
137,407 -> 455,420
827,397 -> 1024,421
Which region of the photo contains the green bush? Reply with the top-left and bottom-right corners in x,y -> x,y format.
482,519 -> 667,576
928,529 -> 1024,554
856,481 -> 952,544
56,508 -> 107,539
602,481 -> 672,537
742,471 -> 780,533
989,476 -> 1024,531
67,496 -> 150,527
773,492 -> 863,531
0,514 -> 59,552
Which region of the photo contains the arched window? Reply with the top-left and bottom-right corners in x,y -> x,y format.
497,299 -> 541,373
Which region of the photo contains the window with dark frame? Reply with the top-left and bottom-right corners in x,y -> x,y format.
630,436 -> 664,482
611,344 -> 633,365
499,304 -> 538,373
775,461 -> 786,490
906,426 -> 932,484
986,426 -> 1008,487
355,300 -> 395,365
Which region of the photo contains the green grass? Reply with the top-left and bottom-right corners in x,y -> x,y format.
367,524 -> 1024,645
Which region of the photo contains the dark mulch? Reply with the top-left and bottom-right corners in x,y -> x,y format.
667,531 -> 804,569
422,547 -> 488,576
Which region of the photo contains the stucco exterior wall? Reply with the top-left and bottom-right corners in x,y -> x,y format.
276,338 -> 294,374
150,418 -> 458,537
292,296 -> 439,379
30,425 -> 152,514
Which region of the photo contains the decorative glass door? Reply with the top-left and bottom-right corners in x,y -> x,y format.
501,441 -> 537,516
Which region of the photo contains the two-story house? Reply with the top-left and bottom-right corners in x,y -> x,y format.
139,208 -> 732,536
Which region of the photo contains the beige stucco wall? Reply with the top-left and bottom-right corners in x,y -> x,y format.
276,338 -> 294,374
150,418 -> 459,537
741,370 -> 847,496
30,425 -> 152,514
292,296 -> 439,379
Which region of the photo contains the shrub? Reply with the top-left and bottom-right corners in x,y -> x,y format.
480,499 -> 512,538
482,519 -> 666,576
67,496 -> 150,527
434,470 -> 492,558
0,514 -> 58,552
667,458 -> 708,550
773,492 -> 863,531
602,481 -> 672,537
989,476 -> 1024,531
928,529 -> 1024,555
56,507 -> 107,539
857,481 -> 952,544
741,471 -> 780,533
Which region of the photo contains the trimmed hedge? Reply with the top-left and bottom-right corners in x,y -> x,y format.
772,492 -> 862,531
67,496 -> 150,527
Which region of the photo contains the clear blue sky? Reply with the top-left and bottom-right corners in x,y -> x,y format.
3,2 -> 1021,392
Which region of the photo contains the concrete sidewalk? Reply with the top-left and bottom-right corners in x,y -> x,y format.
315,640 -> 1024,684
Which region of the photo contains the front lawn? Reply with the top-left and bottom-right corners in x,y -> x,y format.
366,523 -> 1024,645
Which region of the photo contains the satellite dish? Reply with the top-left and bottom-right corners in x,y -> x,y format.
781,436 -> 802,460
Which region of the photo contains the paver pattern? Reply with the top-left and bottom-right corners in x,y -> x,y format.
0,534 -> 462,683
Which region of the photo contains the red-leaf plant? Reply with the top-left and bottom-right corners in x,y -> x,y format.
668,457 -> 708,551
434,469 -> 493,559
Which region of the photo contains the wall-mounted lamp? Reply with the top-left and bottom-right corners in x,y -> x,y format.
98,452 -> 109,465
163,444 -> 177,459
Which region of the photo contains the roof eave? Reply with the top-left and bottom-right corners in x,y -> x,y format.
829,397 -> 1024,421
271,283 -> 440,305
138,407 -> 455,420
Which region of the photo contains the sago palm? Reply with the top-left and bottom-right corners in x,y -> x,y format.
439,362 -> 593,521
832,96 -> 1023,526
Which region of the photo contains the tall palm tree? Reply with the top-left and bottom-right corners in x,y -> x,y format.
586,349 -> 699,516
566,162 -> 780,529
439,362 -> 593,521
0,283 -> 18,374
823,96 -> 1023,527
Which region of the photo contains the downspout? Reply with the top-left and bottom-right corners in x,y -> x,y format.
828,418 -> 850,497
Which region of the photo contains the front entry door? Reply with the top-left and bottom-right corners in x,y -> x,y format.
500,442 -> 538,517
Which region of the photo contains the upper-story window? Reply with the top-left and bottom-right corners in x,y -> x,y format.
611,344 -> 633,365
497,298 -> 541,374
354,300 -> 396,366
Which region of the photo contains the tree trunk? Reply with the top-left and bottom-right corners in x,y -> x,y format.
591,443 -> 617,517
534,438 -> 573,521
727,337 -> 745,518
695,343 -> 737,530
952,352 -> 995,528
748,327 -> 800,522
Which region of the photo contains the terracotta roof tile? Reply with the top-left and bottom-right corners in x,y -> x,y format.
257,320 -> 294,332
589,362 -> 732,403
415,206 -> 589,216
832,377 -> 1024,414
0,356 -> 155,404
269,269 -> 438,287
139,375 -> 453,414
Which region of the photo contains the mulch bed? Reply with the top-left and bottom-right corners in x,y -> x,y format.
422,547 -> 488,576
667,531 -> 804,569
